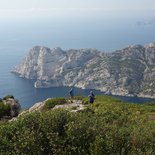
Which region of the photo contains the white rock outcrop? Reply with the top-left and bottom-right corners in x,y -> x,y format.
13,42 -> 155,98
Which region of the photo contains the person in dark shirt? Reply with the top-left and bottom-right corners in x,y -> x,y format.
88,91 -> 95,104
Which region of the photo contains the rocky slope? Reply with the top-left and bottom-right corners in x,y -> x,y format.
13,42 -> 155,98
19,99 -> 84,115
0,96 -> 21,118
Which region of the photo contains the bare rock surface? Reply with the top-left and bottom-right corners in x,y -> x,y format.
13,42 -> 155,98
19,99 -> 85,117
53,100 -> 84,112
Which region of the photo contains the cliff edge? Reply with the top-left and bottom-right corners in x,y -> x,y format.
13,42 -> 155,98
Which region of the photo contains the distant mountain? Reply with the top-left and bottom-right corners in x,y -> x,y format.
13,42 -> 155,98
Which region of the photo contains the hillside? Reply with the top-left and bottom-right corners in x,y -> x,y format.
0,95 -> 155,154
13,42 -> 155,98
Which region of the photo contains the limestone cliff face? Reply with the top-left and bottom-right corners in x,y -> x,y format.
13,42 -> 155,98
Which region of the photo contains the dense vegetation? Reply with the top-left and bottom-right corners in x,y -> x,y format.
0,100 -> 11,118
43,98 -> 67,110
0,95 -> 155,154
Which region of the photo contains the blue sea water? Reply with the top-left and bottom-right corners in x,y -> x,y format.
0,18 -> 155,108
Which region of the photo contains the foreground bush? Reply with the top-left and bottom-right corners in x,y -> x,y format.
0,95 -> 155,154
43,98 -> 67,110
0,101 -> 11,118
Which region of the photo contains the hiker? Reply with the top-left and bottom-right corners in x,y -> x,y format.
88,91 -> 95,104
69,88 -> 74,99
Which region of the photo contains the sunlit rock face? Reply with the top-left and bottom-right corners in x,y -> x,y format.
13,42 -> 155,98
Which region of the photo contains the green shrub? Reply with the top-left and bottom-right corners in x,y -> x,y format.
0,101 -> 11,118
0,109 -> 71,154
82,98 -> 89,105
0,95 -> 155,154
3,95 -> 14,100
43,98 -> 67,110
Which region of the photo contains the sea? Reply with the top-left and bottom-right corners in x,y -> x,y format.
0,17 -> 155,109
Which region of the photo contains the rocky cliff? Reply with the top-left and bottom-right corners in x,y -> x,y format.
13,42 -> 155,98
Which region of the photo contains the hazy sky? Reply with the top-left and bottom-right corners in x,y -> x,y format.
0,0 -> 155,51
0,0 -> 155,20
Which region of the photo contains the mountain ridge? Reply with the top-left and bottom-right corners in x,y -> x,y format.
13,42 -> 155,98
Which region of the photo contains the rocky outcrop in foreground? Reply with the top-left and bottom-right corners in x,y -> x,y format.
0,96 -> 21,118
19,99 -> 84,116
13,42 -> 155,98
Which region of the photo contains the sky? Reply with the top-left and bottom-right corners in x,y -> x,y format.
0,0 -> 155,20
0,0 -> 155,51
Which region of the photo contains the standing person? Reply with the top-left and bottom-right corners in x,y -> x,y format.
69,88 -> 74,99
88,91 -> 95,104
